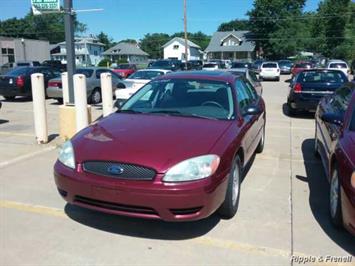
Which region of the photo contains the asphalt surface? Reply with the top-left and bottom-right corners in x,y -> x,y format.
0,76 -> 354,266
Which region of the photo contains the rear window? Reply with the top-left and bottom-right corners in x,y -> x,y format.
295,63 -> 312,68
17,63 -> 30,67
7,67 -> 29,76
298,71 -> 347,83
76,69 -> 94,78
262,63 -> 277,68
232,62 -> 249,68
329,63 -> 348,69
203,64 -> 217,68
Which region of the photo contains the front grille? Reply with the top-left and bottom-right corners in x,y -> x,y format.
74,195 -> 159,216
170,207 -> 203,215
83,161 -> 156,180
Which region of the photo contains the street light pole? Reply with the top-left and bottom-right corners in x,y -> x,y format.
64,0 -> 76,104
184,0 -> 188,69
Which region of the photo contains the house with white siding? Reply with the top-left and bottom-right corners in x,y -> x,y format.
162,37 -> 202,61
51,37 -> 105,66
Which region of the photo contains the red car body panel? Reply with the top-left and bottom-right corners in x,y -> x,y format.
54,72 -> 266,221
112,68 -> 136,78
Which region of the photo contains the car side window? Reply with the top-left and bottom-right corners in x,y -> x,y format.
95,69 -> 108,79
330,86 -> 352,113
109,70 -> 121,81
244,80 -> 258,101
235,79 -> 252,113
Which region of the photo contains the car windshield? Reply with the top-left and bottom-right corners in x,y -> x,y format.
7,67 -> 29,76
232,62 -> 249,68
279,61 -> 292,67
121,79 -> 234,120
129,71 -> 165,80
298,71 -> 348,83
329,63 -> 347,69
116,64 -> 131,69
76,69 -> 94,78
203,64 -> 217,68
262,63 -> 277,68
151,61 -> 170,67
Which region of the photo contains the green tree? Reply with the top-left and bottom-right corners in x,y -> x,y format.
140,33 -> 170,59
119,39 -> 137,44
247,0 -> 306,59
217,19 -> 250,31
97,31 -> 115,50
0,10 -> 86,43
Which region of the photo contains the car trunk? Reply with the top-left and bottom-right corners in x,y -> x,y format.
299,82 -> 342,100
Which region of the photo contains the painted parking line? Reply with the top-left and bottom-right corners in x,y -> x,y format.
0,200 -> 351,265
0,146 -> 56,169
0,131 -> 34,137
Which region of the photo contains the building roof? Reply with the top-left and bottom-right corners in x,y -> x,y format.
162,37 -> 201,49
57,37 -> 105,46
205,31 -> 255,53
103,42 -> 149,56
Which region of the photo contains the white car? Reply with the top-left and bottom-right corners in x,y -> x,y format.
259,62 -> 280,81
202,62 -> 220,71
115,69 -> 171,101
327,60 -> 350,77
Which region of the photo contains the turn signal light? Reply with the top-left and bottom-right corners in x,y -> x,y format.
351,172 -> 355,189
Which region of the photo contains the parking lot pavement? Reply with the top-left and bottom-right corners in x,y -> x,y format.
0,78 -> 354,266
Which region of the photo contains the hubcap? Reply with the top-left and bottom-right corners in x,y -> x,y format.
232,164 -> 240,204
330,172 -> 339,218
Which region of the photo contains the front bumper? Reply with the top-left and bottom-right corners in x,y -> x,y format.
287,93 -> 321,111
54,161 -> 228,221
47,86 -> 63,99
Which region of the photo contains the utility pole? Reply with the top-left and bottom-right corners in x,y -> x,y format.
184,0 -> 188,69
64,0 -> 76,103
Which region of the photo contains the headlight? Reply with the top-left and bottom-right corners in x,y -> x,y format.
163,155 -> 220,182
351,171 -> 355,189
58,140 -> 75,169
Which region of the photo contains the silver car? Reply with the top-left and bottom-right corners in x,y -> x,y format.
47,67 -> 124,104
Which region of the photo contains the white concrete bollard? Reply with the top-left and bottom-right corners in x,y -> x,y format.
31,73 -> 48,144
73,74 -> 88,132
61,72 -> 69,105
101,72 -> 113,117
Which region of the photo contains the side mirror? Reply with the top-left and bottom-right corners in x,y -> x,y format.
321,112 -> 343,126
244,105 -> 262,116
114,99 -> 122,110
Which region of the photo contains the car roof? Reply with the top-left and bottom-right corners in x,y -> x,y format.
298,68 -> 346,74
155,70 -> 238,83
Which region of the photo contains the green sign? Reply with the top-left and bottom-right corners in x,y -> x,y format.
31,0 -> 60,15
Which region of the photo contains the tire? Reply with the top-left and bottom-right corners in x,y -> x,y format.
276,77 -> 280,81
218,156 -> 242,219
256,125 -> 265,153
287,103 -> 298,116
4,96 -> 15,101
90,88 -> 102,104
56,98 -> 63,104
329,166 -> 342,227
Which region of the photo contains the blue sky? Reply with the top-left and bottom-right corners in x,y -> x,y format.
1,0 -> 321,41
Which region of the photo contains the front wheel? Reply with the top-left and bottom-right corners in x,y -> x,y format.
329,166 -> 342,227
218,156 -> 242,219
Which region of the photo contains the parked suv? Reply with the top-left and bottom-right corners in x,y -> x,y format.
259,62 -> 280,81
327,60 -> 350,77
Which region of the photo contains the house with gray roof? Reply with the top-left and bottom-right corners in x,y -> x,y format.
162,37 -> 202,61
205,31 -> 255,61
103,42 -> 149,64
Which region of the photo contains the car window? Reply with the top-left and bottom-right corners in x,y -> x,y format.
298,71 -> 347,83
39,68 -> 53,77
329,63 -> 347,69
262,63 -> 277,68
349,107 -> 355,131
96,69 -> 109,79
249,71 -> 258,82
7,67 -> 29,76
76,69 -> 94,78
236,79 -> 253,113
122,79 -> 235,120
108,70 -> 121,81
244,80 -> 258,101
329,86 -> 353,113
129,71 -> 165,80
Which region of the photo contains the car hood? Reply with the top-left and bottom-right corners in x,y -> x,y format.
72,113 -> 232,173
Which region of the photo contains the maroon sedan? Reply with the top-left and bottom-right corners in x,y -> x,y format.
315,83 -> 355,235
291,61 -> 313,77
54,71 -> 266,221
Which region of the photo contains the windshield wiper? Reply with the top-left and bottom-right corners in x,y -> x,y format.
117,109 -> 143,114
148,110 -> 218,120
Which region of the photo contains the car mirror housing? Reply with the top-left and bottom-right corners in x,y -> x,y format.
321,112 -> 344,127
114,100 -> 122,110
244,105 -> 262,116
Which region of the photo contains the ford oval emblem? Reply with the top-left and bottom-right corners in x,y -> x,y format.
107,165 -> 124,175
